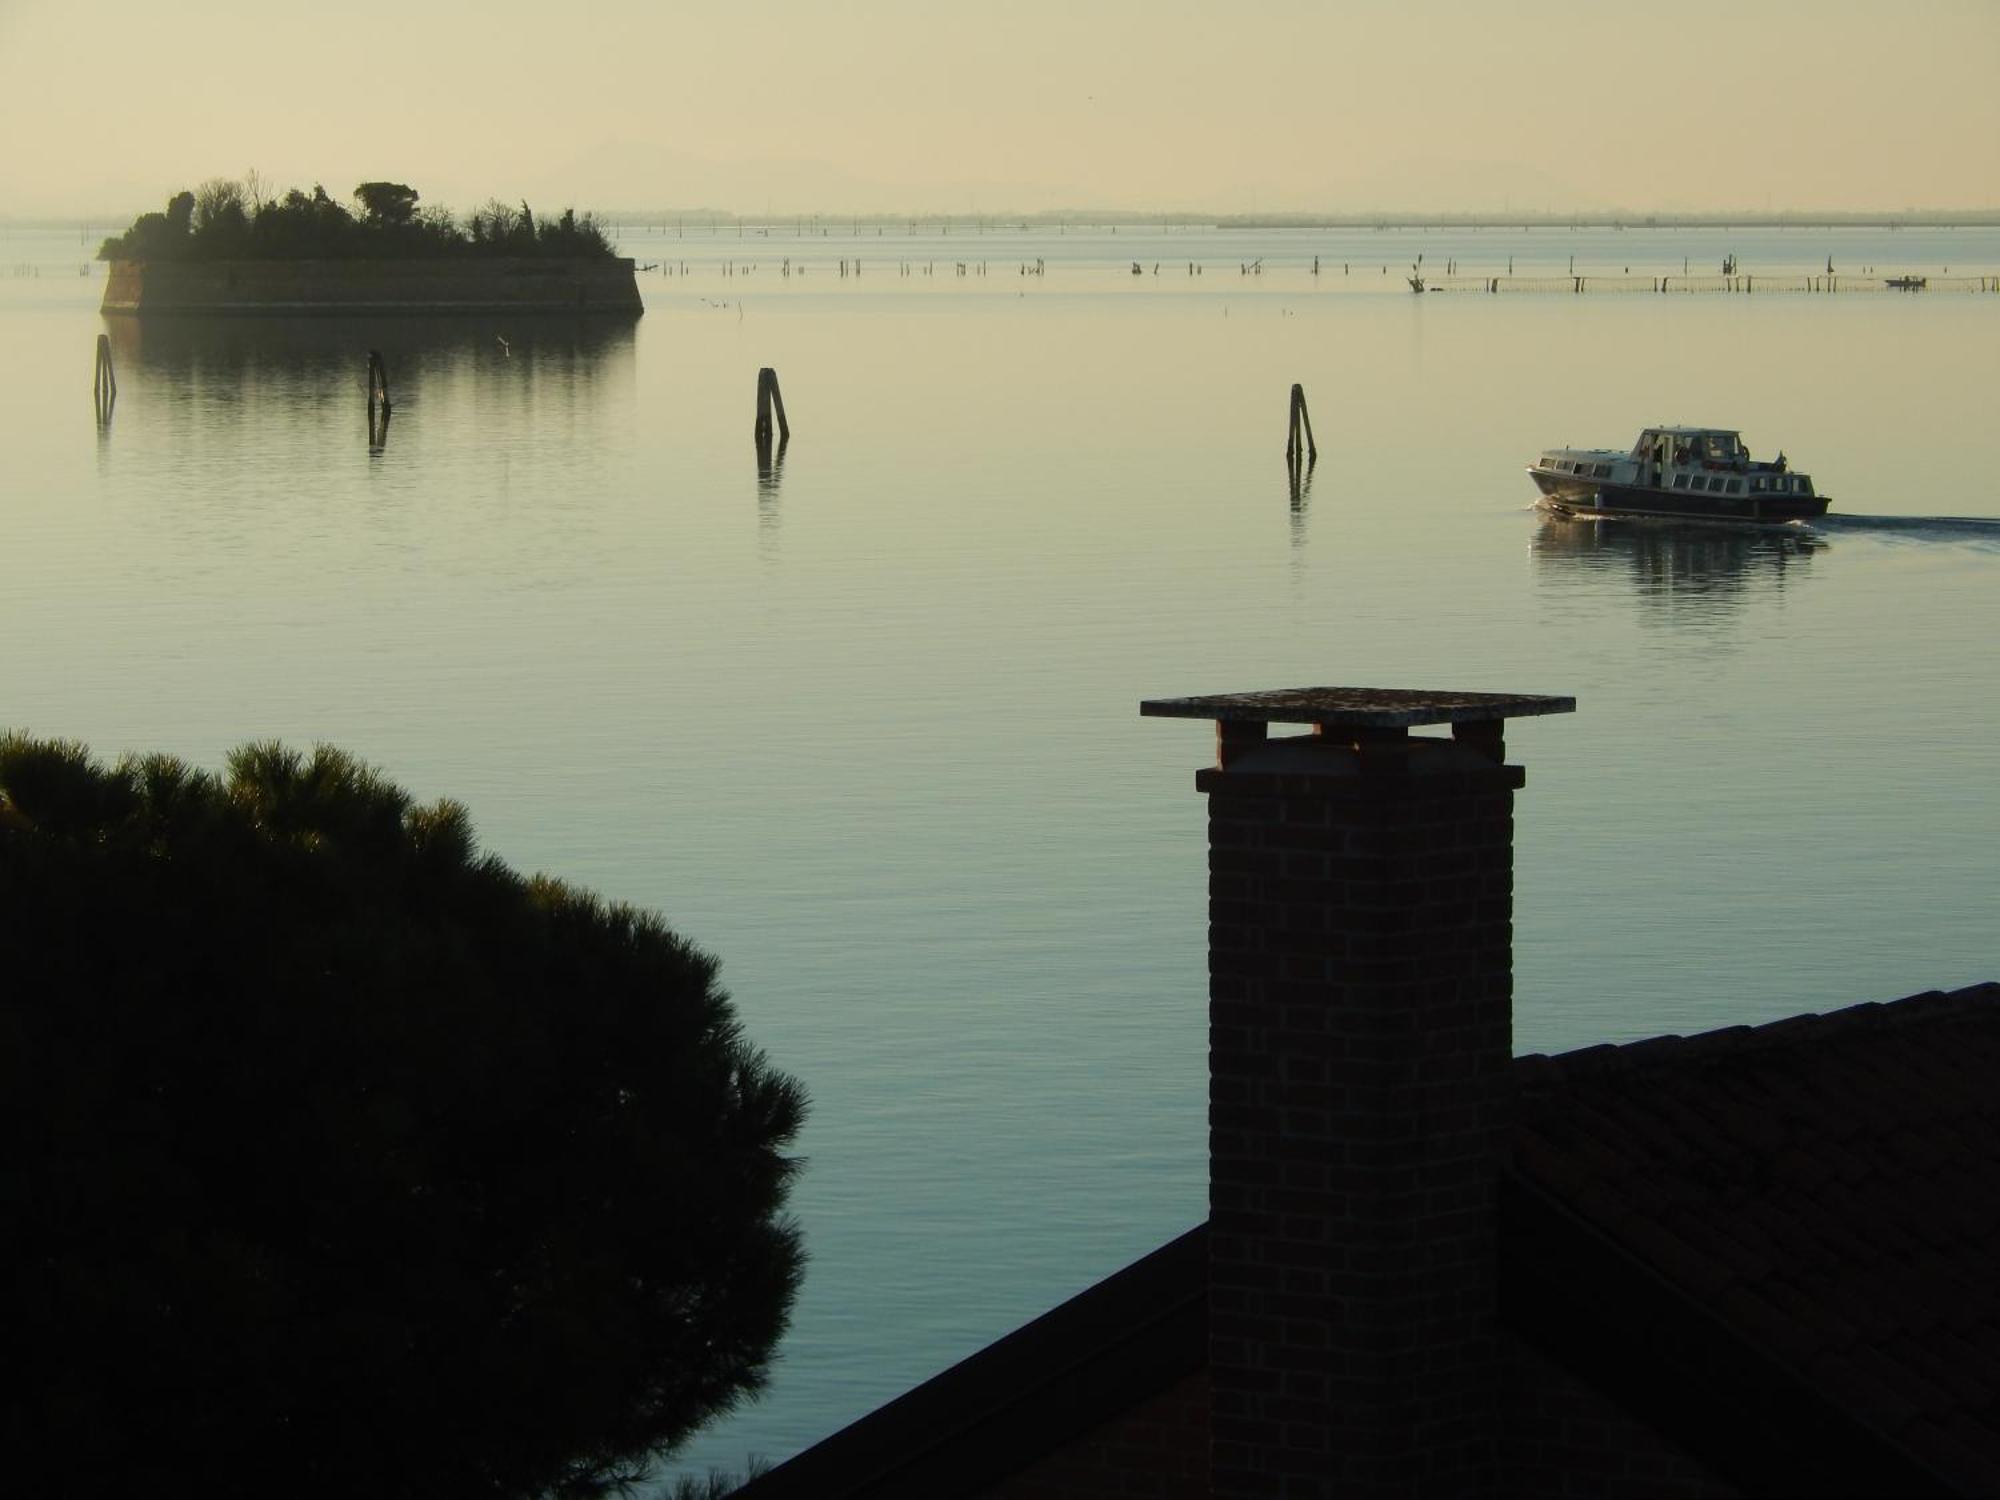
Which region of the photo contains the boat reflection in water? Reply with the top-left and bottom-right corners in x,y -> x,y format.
1530,513 -> 1823,630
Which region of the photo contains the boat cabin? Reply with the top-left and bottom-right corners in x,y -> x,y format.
1529,424 -> 1827,521
1635,427 -> 1742,466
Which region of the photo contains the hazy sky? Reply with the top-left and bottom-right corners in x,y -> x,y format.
3,0 -> 1995,218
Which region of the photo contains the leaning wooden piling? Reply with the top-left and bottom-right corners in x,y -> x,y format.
754,367 -> 791,444
367,350 -> 392,414
1285,383 -> 1318,463
93,333 -> 117,401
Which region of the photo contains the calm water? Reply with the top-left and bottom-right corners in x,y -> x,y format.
5,224 -> 1998,1484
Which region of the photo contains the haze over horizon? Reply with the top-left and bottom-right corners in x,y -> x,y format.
3,0 -> 1995,220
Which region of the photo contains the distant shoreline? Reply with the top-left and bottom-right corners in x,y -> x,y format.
14,209 -> 2000,233
532,210 -> 2000,232
1207,212 -> 2000,231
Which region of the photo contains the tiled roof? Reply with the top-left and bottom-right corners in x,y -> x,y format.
739,984 -> 2000,1496
1512,983 -> 2000,1495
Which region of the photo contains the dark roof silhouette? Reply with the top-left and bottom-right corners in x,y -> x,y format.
1510,980 -> 2000,1495
739,982 -> 2000,1498
736,1227 -> 1205,1498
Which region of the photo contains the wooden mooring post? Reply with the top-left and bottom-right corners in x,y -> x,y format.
367,350 -> 392,414
754,367 -> 791,445
92,333 -> 117,402
1285,383 -> 1318,464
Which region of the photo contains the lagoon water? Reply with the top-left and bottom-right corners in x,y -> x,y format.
4,221 -> 1998,1484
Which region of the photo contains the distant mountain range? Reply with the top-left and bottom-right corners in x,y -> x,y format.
10,138 -> 1995,228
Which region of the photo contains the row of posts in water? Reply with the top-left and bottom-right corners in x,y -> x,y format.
1409,273 -> 1946,294
88,342 -> 1321,501
635,253 -> 1996,292
95,335 -> 1320,519
679,260 -> 1017,278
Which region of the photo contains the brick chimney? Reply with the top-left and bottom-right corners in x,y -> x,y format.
1142,687 -> 1573,1499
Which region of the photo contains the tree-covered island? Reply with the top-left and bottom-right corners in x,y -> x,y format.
100,177 -> 618,261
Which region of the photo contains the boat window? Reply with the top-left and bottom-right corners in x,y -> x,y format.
1593,464 -> 1612,478
1727,480 -> 1742,495
1752,478 -> 1767,492
1672,475 -> 1690,489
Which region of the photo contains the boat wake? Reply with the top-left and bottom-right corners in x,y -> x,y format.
1814,514 -> 2000,549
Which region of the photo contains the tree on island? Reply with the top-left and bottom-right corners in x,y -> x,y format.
97,178 -> 617,261
355,179 -> 421,228
1,735 -> 806,1498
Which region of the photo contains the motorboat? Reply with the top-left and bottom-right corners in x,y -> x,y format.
1528,426 -> 1829,523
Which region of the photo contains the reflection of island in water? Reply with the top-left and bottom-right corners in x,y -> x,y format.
103,314 -> 636,449
1531,514 -> 1822,621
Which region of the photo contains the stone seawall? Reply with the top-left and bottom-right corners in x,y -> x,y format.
101,258 -> 643,315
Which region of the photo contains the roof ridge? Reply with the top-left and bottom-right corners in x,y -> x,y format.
1513,982 -> 1999,1086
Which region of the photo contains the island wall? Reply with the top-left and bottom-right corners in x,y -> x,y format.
101,258 -> 643,315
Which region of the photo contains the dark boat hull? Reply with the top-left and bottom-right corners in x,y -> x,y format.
1528,468 -> 1828,523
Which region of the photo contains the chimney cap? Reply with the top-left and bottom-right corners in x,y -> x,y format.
1140,686 -> 1575,728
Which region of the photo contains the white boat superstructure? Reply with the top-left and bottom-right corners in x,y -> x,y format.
1528,427 -> 1829,523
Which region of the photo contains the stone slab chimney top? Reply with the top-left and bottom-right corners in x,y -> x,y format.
1141,685 -> 1576,727
1142,685 -> 1576,767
